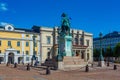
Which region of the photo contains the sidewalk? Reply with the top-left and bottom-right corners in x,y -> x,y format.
0,64 -> 47,80
0,63 -> 120,80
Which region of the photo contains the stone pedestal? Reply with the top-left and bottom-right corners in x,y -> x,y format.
59,35 -> 72,57
98,61 -> 105,67
58,62 -> 64,70
31,60 -> 36,66
65,36 -> 72,56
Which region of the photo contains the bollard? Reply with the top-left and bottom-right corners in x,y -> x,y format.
91,63 -> 93,68
46,66 -> 51,75
14,63 -> 17,68
114,65 -> 117,70
85,65 -> 89,72
54,65 -> 57,70
107,62 -> 109,67
6,62 -> 10,66
27,63 -> 30,71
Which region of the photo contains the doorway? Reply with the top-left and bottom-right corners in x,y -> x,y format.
8,53 -> 14,64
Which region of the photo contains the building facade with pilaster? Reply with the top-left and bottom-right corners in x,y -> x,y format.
39,26 -> 93,63
0,24 -> 40,64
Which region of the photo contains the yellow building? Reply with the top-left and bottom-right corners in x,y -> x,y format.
0,24 -> 40,64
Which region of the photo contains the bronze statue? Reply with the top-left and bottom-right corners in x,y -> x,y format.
61,13 -> 70,35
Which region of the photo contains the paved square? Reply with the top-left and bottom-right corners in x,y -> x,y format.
0,63 -> 120,80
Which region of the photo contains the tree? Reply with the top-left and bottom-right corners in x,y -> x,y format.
105,46 -> 113,57
114,43 -> 120,59
93,48 -> 100,61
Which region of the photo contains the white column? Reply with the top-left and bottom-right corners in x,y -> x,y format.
24,55 -> 26,63
22,34 -> 25,53
30,41 -> 33,56
5,52 -> 8,63
30,34 -> 33,56
84,50 -> 87,61
14,55 -> 18,63
38,41 -> 40,61
22,34 -> 25,63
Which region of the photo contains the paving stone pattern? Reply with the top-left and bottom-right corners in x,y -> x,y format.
0,63 -> 120,80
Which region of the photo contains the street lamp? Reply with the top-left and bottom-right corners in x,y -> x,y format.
31,34 -> 36,66
4,52 -> 6,63
98,32 -> 105,67
57,28 -> 63,61
22,52 -> 24,65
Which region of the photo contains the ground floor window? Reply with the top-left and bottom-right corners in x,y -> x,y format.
26,57 -> 29,61
87,53 -> 89,61
18,57 -> 23,64
0,57 -> 4,62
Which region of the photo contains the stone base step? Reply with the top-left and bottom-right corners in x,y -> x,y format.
63,56 -> 85,65
64,61 -> 85,65
63,64 -> 87,71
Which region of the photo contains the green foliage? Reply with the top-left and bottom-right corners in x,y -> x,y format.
93,48 -> 100,57
114,43 -> 120,58
105,46 -> 113,57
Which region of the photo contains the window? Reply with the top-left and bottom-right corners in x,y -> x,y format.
34,51 -> 37,55
0,41 -> 1,46
26,51 -> 29,55
35,43 -> 37,47
80,38 -> 83,45
26,42 -> 29,47
86,40 -> 89,46
8,26 -> 12,30
75,38 -> 78,45
26,35 -> 29,37
17,41 -> 20,47
26,57 -> 29,61
17,50 -> 20,54
47,48 -> 50,51
46,36 -> 51,44
8,41 -> 11,46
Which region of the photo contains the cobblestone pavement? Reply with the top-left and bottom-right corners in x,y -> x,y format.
0,63 -> 120,80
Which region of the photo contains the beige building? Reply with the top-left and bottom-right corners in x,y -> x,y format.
39,26 -> 93,63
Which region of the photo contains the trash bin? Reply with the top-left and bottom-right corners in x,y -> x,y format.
107,62 -> 109,67
27,63 -> 30,71
85,65 -> 89,72
114,64 -> 117,70
14,63 -> 17,68
46,66 -> 51,75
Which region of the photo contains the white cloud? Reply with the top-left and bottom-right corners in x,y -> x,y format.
0,3 -> 8,11
0,22 -> 14,26
0,22 -> 9,26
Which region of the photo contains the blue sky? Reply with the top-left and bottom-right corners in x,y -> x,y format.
0,0 -> 120,37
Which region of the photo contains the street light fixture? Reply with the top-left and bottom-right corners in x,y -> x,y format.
31,34 -> 36,66
98,32 -> 105,67
57,28 -> 63,61
22,52 -> 24,65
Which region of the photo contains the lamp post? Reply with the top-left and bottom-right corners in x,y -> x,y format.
4,52 -> 6,63
98,32 -> 105,67
31,34 -> 36,66
57,28 -> 63,61
22,52 -> 24,65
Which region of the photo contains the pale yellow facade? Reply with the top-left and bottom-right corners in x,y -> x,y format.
0,24 -> 40,64
40,27 -> 93,63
